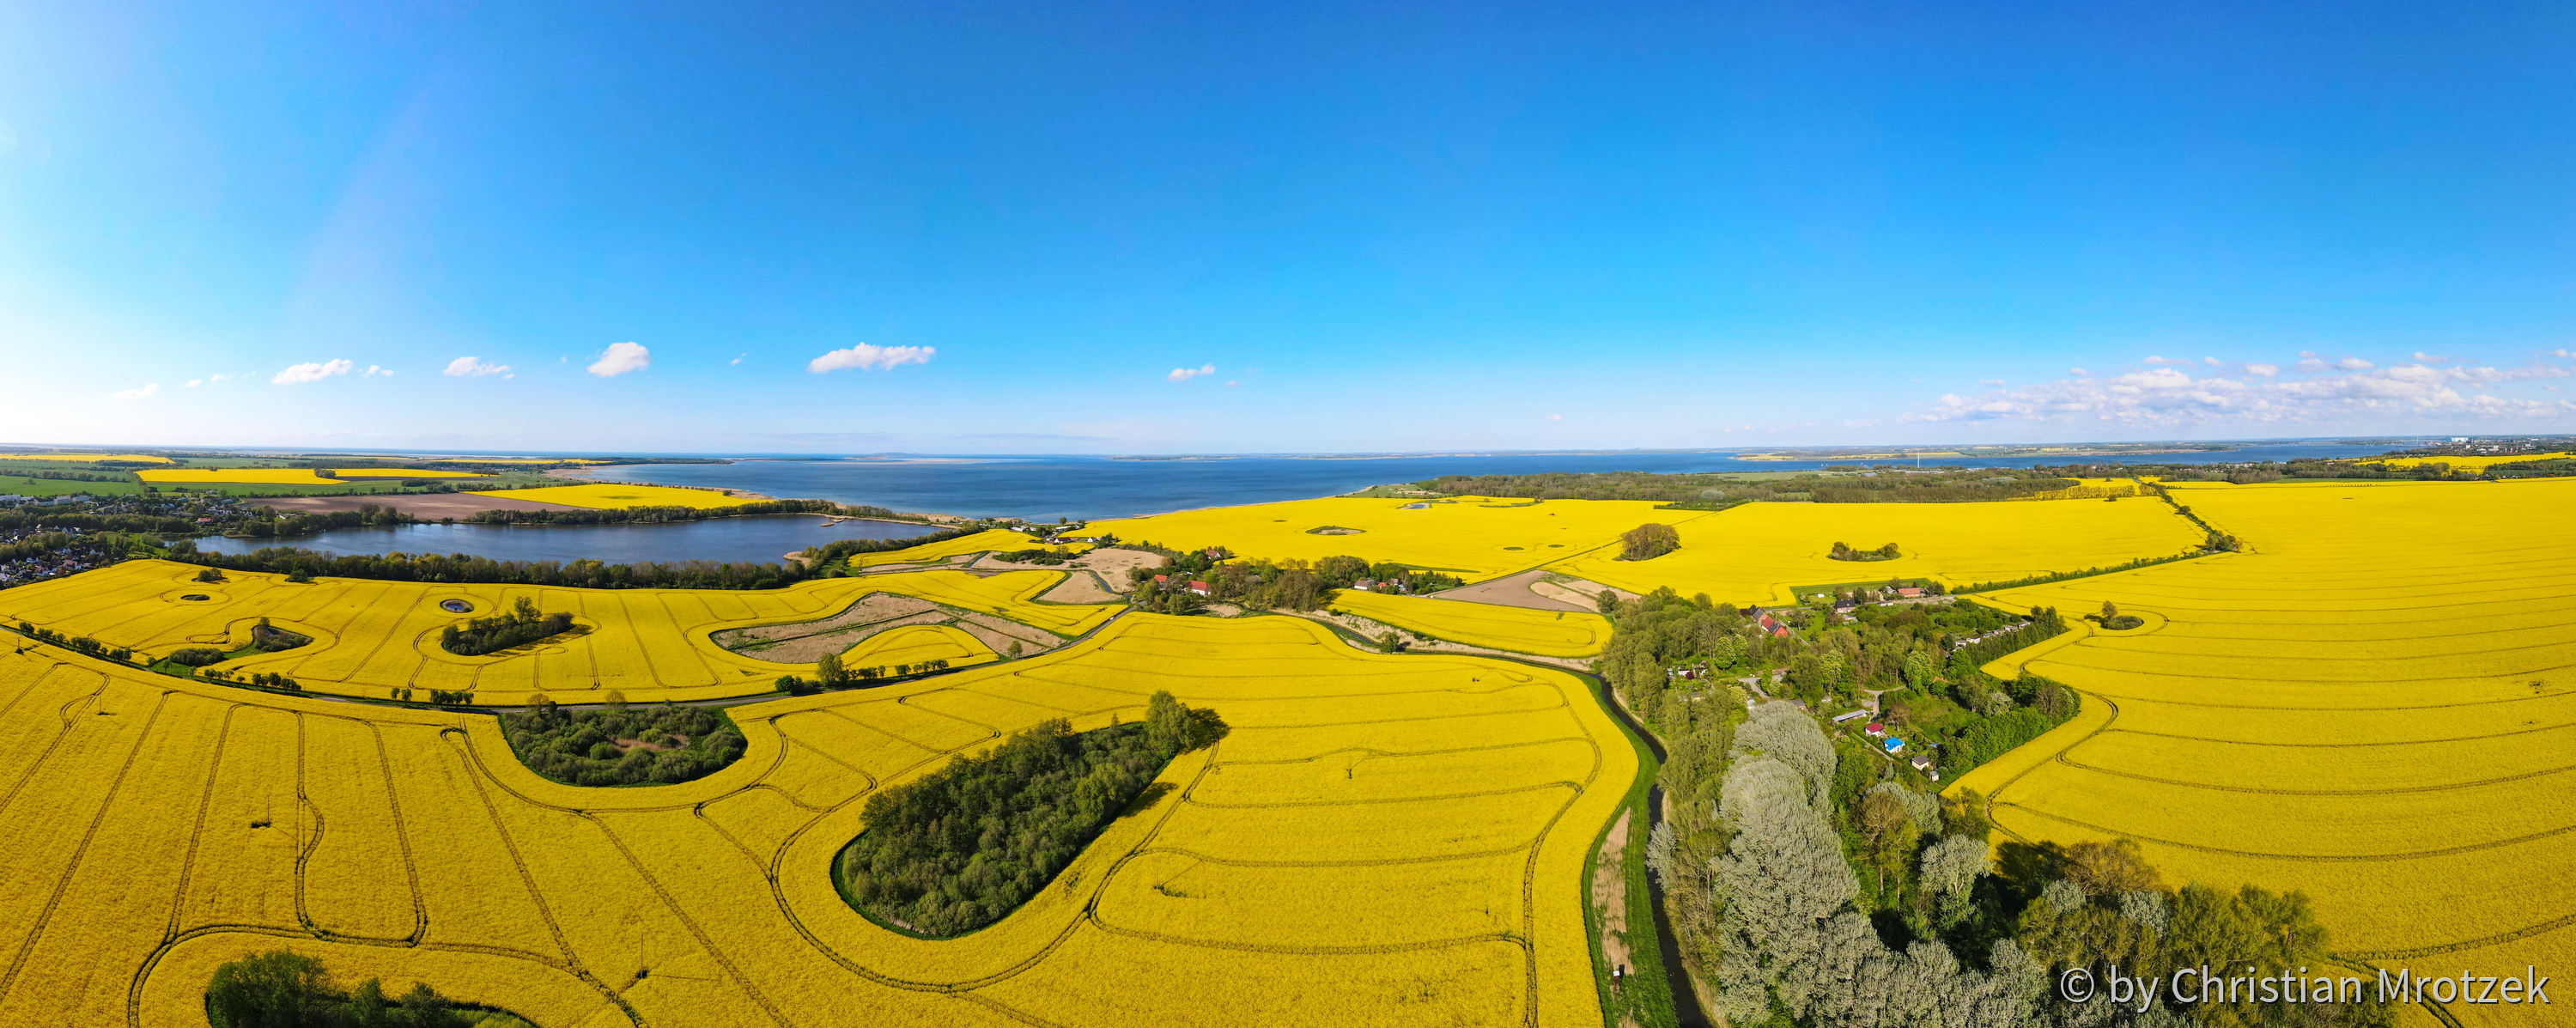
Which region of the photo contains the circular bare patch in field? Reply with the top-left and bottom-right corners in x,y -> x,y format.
440,599 -> 474,614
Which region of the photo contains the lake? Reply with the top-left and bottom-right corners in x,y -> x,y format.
194,515 -> 934,564
584,441 -> 2430,521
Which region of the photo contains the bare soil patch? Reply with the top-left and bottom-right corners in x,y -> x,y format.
972,547 -> 1156,593
1430,569 -> 1590,611
710,590 -> 1080,664
250,493 -> 587,517
1036,570 -> 1120,604
951,613 -> 1066,657
1529,576 -> 1637,611
1593,808 -> 1634,978
613,733 -> 688,753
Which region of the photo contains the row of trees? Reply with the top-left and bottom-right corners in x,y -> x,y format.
176,547 -> 817,591
1120,544 -> 1465,616
1653,699 -> 2391,1027
1601,584 -> 2390,1025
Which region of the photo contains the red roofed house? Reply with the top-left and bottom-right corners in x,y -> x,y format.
1864,721 -> 1886,737
1896,587 -> 1923,599
1187,581 -> 1212,595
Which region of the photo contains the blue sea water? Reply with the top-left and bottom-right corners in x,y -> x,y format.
585,442 -> 2427,522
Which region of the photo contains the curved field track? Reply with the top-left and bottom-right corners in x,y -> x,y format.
1951,478 -> 2576,1027
0,612 -> 1630,1027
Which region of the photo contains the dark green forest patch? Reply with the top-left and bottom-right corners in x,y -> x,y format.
835,692 -> 1225,938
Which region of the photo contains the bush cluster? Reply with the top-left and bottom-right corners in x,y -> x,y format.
440,597 -> 576,656
501,702 -> 747,786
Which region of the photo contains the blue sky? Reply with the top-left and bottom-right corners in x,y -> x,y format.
3,1 -> 2572,453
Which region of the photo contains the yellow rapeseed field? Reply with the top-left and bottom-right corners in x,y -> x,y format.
136,468 -> 354,485
835,623 -> 997,669
471,483 -> 757,509
1329,589 -> 1613,658
326,468 -> 496,478
2354,451 -> 2573,470
0,610 -> 1629,1026
1086,496 -> 1686,579
1547,498 -> 2202,605
1950,478 -> 2576,1019
0,451 -> 173,463
848,527 -> 1053,568
0,560 -> 1117,704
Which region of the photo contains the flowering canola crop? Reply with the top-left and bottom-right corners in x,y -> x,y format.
1085,496 -> 1685,580
469,483 -> 757,509
1329,589 -> 1613,658
848,527 -> 1054,568
0,611 -> 1629,1026
1950,478 -> 2576,1004
1546,498 -> 2203,605
0,560 -> 1117,704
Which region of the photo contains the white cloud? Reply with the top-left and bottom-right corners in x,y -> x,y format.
2245,363 -> 2280,376
112,383 -> 159,399
2203,356 -> 2222,367
2556,349 -> 2572,358
1167,363 -> 1216,383
2414,351 -> 2451,362
1225,380 -> 1239,388
2337,356 -> 2375,371
2069,368 -> 2089,377
809,343 -> 936,374
185,379 -> 202,387
444,356 -> 512,378
273,359 -> 355,384
1905,361 -> 2576,429
2297,358 -> 2330,372
209,374 -> 228,382
2142,356 -> 2194,367
587,342 -> 651,378
1546,413 -> 1564,422
731,354 -> 745,366
1978,379 -> 2005,386
2299,350 -> 2320,357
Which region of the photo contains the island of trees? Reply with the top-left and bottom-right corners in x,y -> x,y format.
1829,541 -> 1901,562
835,691 -> 1225,937
439,598 -> 579,656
